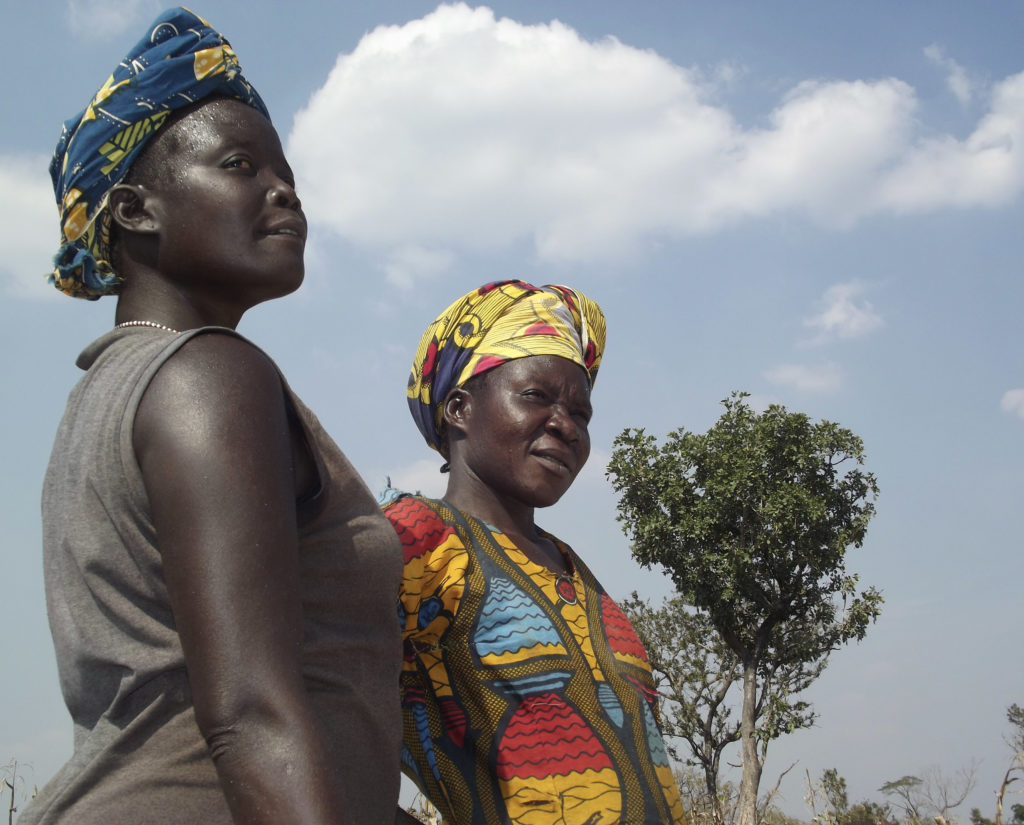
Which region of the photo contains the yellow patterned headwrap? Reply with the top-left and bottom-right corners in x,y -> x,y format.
407,280 -> 606,453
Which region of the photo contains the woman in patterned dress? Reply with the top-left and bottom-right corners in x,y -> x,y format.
387,280 -> 686,825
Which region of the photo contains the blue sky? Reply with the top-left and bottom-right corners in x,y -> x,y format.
2,1 -> 1022,819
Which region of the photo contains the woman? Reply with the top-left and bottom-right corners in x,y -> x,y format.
385,280 -> 686,824
24,9 -> 402,825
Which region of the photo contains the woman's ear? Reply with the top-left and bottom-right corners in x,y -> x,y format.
108,183 -> 159,235
442,388 -> 471,434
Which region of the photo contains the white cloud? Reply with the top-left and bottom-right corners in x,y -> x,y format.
1000,389 -> 1024,419
804,282 -> 883,342
764,362 -> 842,394
877,71 -> 1024,213
66,0 -> 153,38
285,4 -> 1024,277
924,44 -> 974,105
0,156 -> 63,300
711,78 -> 919,227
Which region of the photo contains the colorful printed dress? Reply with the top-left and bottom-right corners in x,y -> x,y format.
386,495 -> 686,825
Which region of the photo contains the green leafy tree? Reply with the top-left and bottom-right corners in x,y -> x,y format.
845,800 -> 893,825
820,768 -> 850,824
807,768 -> 891,825
608,392 -> 883,825
1007,705 -> 1024,754
967,807 -> 1022,825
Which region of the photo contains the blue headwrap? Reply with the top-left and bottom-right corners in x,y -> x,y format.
49,6 -> 269,299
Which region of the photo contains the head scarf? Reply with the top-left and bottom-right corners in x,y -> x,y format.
49,6 -> 269,299
408,280 -> 607,453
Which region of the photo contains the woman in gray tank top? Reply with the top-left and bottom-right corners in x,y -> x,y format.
24,9 -> 403,825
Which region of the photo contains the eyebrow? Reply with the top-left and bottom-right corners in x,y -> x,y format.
533,375 -> 592,410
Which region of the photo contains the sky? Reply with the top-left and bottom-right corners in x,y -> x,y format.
2,0 -> 1022,820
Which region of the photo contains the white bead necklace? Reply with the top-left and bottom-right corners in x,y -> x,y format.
115,320 -> 180,334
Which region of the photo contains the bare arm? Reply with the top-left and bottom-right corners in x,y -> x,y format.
135,333 -> 343,825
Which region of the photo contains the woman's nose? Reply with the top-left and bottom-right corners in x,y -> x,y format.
267,175 -> 301,210
545,407 -> 580,442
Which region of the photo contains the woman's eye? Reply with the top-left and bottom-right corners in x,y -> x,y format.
572,404 -> 593,423
224,156 -> 253,170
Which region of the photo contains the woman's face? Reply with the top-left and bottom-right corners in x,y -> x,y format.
454,354 -> 593,510
142,98 -> 307,315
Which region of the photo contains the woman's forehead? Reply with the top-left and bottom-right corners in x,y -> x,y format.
142,98 -> 285,171
173,98 -> 278,145
487,355 -> 592,393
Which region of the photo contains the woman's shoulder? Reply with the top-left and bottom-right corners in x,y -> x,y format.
82,324 -> 277,378
135,328 -> 288,453
381,492 -> 446,530
381,493 -> 462,558
157,328 -> 280,390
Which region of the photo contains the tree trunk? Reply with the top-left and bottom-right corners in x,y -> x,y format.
704,761 -> 725,825
735,661 -> 763,825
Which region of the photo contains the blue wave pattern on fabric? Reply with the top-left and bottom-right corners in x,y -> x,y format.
473,576 -> 562,657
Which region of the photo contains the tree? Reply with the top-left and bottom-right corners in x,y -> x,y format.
608,392 -> 883,825
2,759 -> 31,825
878,776 -> 924,823
1007,704 -> 1024,755
806,768 -> 891,825
623,593 -> 812,825
880,765 -> 977,825
990,703 -> 1024,825
674,766 -> 740,825
972,806 -> 1024,825
621,594 -> 740,825
819,768 -> 850,825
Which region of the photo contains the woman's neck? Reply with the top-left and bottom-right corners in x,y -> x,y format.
115,271 -> 243,331
443,475 -> 568,574
443,473 -> 534,538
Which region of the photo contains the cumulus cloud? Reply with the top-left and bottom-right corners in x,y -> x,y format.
66,0 -> 152,37
0,156 -> 62,300
925,44 -> 975,105
875,71 -> 1024,213
1000,389 -> 1024,419
804,282 -> 882,343
287,4 -> 1024,275
764,362 -> 842,394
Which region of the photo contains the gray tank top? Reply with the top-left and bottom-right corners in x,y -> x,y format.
23,326 -> 402,824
